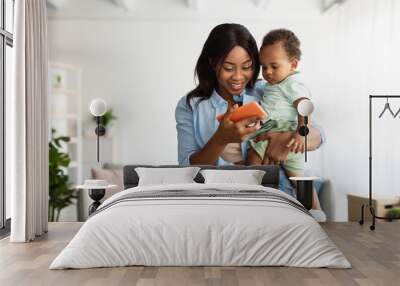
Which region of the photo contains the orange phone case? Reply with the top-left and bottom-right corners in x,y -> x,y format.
216,101 -> 267,122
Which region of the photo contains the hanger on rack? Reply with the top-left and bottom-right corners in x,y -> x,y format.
394,106 -> 400,118
378,97 -> 395,118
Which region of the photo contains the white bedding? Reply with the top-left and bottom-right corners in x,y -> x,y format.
50,183 -> 350,269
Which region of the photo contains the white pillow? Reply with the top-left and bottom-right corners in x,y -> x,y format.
135,167 -> 201,186
200,169 -> 266,185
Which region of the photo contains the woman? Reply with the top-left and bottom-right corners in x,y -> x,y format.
175,23 -> 325,219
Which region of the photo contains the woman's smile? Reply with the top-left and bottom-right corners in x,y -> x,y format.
230,82 -> 244,91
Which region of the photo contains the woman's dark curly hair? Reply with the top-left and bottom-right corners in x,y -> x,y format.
186,23 -> 260,108
261,28 -> 301,60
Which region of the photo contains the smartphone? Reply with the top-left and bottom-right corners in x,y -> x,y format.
216,101 -> 267,122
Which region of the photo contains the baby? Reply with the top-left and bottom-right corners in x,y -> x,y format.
247,29 -> 311,178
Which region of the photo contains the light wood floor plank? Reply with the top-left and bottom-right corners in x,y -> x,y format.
0,222 -> 399,285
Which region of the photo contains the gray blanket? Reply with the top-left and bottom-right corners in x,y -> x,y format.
91,188 -> 310,218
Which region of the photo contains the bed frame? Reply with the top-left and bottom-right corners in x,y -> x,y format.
123,165 -> 280,190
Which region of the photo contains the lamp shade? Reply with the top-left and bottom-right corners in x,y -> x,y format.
297,99 -> 314,116
89,99 -> 107,117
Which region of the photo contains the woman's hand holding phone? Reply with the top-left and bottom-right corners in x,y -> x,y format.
215,104 -> 261,145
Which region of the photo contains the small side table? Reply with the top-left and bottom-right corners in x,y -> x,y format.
88,188 -> 106,215
77,180 -> 117,216
289,176 -> 320,210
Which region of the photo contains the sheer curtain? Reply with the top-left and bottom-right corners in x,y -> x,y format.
10,0 -> 48,242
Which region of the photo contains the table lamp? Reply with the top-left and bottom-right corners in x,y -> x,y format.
89,99 -> 107,162
76,99 -> 116,216
289,99 -> 316,210
297,99 -> 314,162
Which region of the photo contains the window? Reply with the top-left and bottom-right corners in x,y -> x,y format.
0,0 -> 14,234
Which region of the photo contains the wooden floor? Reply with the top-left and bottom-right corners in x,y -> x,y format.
0,222 -> 399,286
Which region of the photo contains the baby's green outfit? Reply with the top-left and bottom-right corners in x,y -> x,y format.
250,72 -> 311,174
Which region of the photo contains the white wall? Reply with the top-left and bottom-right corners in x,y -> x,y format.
317,0 -> 400,220
47,0 -> 400,221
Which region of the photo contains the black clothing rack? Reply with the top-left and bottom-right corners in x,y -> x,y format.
359,95 -> 400,230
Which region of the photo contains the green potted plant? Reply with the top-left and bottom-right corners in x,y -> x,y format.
49,128 -> 78,222
387,207 -> 400,220
92,108 -> 117,134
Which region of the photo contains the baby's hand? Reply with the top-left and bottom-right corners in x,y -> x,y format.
286,133 -> 305,154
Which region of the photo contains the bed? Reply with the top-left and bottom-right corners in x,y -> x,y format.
50,165 -> 350,269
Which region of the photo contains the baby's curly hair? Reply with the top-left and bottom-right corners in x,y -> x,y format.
261,29 -> 301,60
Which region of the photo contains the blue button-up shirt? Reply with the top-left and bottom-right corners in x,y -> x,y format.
175,80 -> 325,166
